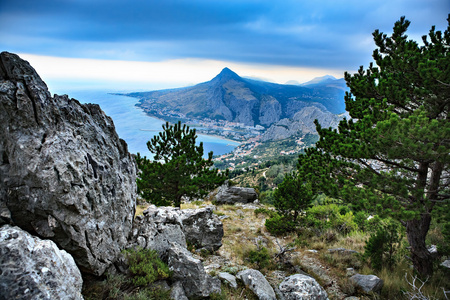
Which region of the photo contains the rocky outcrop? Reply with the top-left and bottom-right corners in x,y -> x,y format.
0,52 -> 137,275
179,206 -> 223,252
237,269 -> 277,300
129,205 -> 186,260
261,106 -> 348,142
168,243 -> 221,298
129,205 -> 224,297
214,181 -> 258,205
279,274 -> 328,300
0,225 -> 83,299
350,274 -> 383,293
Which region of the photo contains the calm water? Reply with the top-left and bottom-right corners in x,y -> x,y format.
63,90 -> 239,158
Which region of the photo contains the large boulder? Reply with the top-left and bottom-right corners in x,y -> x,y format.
0,52 -> 137,275
0,225 -> 83,299
179,206 -> 223,251
168,242 -> 221,298
278,274 -> 328,300
129,205 -> 186,260
237,269 -> 277,300
350,274 -> 383,294
214,181 -> 258,205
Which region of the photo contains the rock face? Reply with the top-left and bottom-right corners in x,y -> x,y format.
278,274 -> 328,300
179,206 -> 223,251
261,106 -> 348,142
214,181 -> 258,205
350,274 -> 384,293
237,269 -> 277,300
168,243 -> 221,298
0,52 -> 137,275
129,205 -> 187,260
0,225 -> 83,299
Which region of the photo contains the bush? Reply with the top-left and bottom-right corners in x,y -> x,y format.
259,190 -> 275,205
363,219 -> 403,271
304,204 -> 358,234
125,248 -> 171,286
245,246 -> 272,270
265,215 -> 296,235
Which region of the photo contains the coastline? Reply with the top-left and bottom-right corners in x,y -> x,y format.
135,107 -> 243,145
196,133 -> 242,145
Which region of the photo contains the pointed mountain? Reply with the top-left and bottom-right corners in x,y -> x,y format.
214,67 -> 241,81
125,68 -> 346,127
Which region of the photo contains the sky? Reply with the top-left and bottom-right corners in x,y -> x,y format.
1,0 -> 448,92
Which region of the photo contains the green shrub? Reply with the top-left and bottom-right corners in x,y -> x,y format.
363,219 -> 403,271
265,215 -> 296,235
125,248 -> 171,286
354,211 -> 370,231
305,204 -> 358,234
259,190 -> 275,205
245,246 -> 272,270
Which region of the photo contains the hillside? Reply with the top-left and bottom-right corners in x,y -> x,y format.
125,68 -> 346,127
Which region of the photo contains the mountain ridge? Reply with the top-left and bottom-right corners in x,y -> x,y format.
125,68 -> 346,127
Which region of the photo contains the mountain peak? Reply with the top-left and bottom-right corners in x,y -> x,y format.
214,67 -> 241,81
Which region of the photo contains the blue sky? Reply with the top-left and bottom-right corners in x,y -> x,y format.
1,0 -> 448,91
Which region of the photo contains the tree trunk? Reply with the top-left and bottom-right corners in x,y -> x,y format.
405,213 -> 433,276
175,194 -> 182,208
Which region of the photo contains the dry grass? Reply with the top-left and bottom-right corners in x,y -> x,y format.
133,200 -> 450,300
134,203 -> 151,216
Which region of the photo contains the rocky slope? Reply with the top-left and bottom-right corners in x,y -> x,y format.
261,106 -> 349,142
0,51 -> 137,275
126,68 -> 346,127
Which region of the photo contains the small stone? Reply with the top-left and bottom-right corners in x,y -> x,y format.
350,274 -> 383,293
218,272 -> 238,289
278,274 -> 328,300
237,269 -> 277,300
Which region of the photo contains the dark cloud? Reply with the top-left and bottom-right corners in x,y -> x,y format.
1,0 -> 448,70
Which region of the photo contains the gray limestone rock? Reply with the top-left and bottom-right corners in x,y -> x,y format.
129,205 -> 186,260
218,272 -> 238,289
350,274 -> 384,293
278,274 -> 328,300
237,269 -> 277,300
0,52 -> 137,275
0,225 -> 83,299
179,206 -> 223,252
441,259 -> 450,269
170,281 -> 188,300
214,181 -> 258,205
168,243 -> 221,298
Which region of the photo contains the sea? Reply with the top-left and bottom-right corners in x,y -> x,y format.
59,90 -> 239,158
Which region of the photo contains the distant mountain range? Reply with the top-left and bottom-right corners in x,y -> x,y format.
125,68 -> 347,127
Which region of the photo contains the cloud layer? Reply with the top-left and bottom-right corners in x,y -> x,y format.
1,0 -> 448,87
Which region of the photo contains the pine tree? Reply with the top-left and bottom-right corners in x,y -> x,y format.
273,173 -> 314,223
136,121 -> 227,208
296,16 -> 449,275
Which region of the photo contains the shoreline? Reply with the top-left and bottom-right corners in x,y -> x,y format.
196,133 -> 242,145
136,108 -> 244,145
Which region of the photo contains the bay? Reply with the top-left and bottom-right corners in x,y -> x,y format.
62,90 -> 239,158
